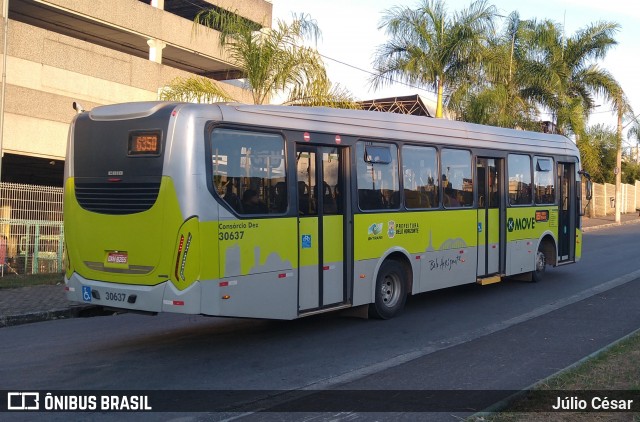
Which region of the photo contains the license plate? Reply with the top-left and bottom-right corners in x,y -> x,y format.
107,251 -> 128,264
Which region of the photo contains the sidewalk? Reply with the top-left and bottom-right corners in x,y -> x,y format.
0,284 -> 95,327
581,211 -> 640,229
1,213 -> 639,328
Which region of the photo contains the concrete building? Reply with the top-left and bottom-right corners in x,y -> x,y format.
0,0 -> 271,185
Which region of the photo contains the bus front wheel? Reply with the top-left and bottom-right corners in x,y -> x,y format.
369,260 -> 407,319
531,248 -> 546,282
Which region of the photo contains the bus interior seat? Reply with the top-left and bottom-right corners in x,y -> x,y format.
223,191 -> 242,213
358,189 -> 384,210
274,181 -> 288,212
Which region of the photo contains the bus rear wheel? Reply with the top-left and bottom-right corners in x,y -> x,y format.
369,260 -> 407,319
531,248 -> 546,283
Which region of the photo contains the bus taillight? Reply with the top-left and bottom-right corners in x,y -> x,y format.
174,234 -> 184,281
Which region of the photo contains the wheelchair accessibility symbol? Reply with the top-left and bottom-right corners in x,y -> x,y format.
82,286 -> 92,302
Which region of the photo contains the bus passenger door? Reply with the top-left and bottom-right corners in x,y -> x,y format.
558,162 -> 575,262
476,158 -> 503,277
297,145 -> 347,313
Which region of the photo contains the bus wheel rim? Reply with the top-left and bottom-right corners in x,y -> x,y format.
536,250 -> 546,273
381,273 -> 401,308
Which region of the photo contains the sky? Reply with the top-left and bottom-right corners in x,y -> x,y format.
271,0 -> 640,145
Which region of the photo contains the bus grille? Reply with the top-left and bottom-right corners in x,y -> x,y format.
75,182 -> 161,214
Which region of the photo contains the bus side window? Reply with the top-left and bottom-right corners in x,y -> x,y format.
508,154 -> 532,206
223,181 -> 242,213
441,148 -> 472,208
273,181 -> 288,213
403,145 -> 438,209
211,128 -> 287,215
357,141 -> 399,211
534,157 -> 555,204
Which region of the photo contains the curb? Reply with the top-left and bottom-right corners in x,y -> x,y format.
582,218 -> 640,233
0,305 -> 97,328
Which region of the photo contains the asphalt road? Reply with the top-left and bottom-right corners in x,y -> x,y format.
2,223 -> 640,421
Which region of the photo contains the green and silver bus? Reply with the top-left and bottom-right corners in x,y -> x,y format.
64,102 -> 589,319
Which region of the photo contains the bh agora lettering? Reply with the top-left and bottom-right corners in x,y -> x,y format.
6,392 -> 152,411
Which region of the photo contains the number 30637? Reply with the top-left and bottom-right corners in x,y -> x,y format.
105,292 -> 127,302
218,231 -> 244,241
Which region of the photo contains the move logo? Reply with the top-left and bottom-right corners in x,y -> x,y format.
507,216 -> 536,232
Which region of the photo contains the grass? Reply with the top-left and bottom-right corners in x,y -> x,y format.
0,272 -> 64,289
469,331 -> 640,421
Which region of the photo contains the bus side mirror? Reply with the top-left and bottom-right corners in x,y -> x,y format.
578,170 -> 592,201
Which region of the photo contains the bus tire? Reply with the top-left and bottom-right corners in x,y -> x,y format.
531,248 -> 546,283
369,260 -> 407,319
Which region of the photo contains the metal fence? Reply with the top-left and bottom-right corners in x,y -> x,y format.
0,182 -> 64,276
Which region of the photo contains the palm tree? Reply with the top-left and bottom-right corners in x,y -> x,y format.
626,118 -> 640,150
161,11 -> 357,108
454,11 -> 539,129
577,89 -> 632,186
521,19 -> 622,138
579,124 -> 617,183
371,0 -> 496,118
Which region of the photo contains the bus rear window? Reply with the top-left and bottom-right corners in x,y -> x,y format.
211,128 -> 287,215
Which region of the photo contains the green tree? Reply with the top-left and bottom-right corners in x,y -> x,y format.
627,119 -> 640,153
521,19 -> 622,138
621,161 -> 640,184
371,0 -> 496,118
624,120 -> 640,183
579,124 -> 618,183
453,11 -> 539,129
161,11 -> 357,108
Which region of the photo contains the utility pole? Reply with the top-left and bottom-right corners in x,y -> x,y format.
615,99 -> 622,223
0,0 -> 9,184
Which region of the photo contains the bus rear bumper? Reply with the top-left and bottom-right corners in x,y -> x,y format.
64,273 -> 202,314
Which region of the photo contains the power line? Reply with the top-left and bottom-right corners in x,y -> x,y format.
172,0 -> 439,97
312,49 -> 439,97
623,112 -> 640,130
591,108 -> 616,114
174,2 -> 625,115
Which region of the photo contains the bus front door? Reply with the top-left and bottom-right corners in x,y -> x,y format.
476,158 -> 503,277
296,145 -> 347,313
558,162 -> 576,262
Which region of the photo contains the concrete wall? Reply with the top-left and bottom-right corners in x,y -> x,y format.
0,2 -> 257,161
583,180 -> 640,217
27,0 -> 272,62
